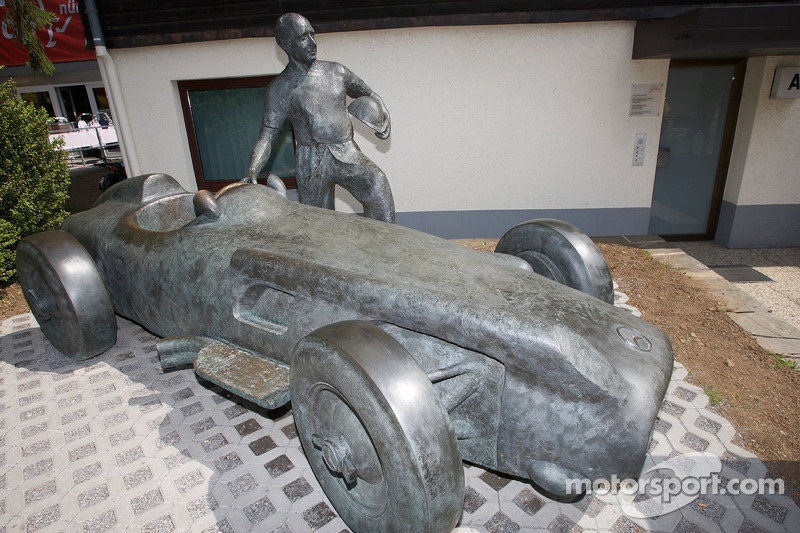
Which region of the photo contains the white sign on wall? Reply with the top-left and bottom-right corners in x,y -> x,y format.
629,84 -> 664,117
770,67 -> 800,99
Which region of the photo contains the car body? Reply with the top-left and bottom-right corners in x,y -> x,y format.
20,173 -> 673,531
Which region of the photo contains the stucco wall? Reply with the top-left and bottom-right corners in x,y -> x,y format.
719,55 -> 800,247
726,56 -> 800,206
109,22 -> 669,237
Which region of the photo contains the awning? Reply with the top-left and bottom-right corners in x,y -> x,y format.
633,4 -> 800,59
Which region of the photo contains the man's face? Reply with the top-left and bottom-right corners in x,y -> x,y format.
288,18 -> 317,65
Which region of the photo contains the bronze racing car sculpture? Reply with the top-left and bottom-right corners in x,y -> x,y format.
17,174 -> 673,532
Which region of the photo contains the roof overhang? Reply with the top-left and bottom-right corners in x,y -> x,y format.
633,4 -> 800,59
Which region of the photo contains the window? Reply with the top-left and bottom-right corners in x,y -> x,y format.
20,91 -> 56,116
178,77 -> 296,192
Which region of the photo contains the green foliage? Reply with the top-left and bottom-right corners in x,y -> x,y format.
703,385 -> 723,407
0,79 -> 69,281
2,0 -> 57,75
773,352 -> 799,370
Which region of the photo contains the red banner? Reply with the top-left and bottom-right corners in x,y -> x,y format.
0,0 -> 95,67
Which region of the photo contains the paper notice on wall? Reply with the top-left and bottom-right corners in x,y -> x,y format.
629,84 -> 664,117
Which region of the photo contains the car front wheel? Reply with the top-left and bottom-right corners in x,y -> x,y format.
290,320 -> 464,532
16,230 -> 116,359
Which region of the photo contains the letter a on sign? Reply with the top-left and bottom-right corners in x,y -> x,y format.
771,67 -> 800,99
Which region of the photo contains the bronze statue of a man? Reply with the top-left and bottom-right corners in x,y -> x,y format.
244,13 -> 395,223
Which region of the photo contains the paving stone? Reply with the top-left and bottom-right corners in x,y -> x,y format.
694,416 -> 722,435
511,488 -> 544,516
24,479 -> 57,504
20,421 -> 47,439
21,438 -> 51,457
480,470 -> 513,490
672,386 -> 698,402
97,396 -> 122,411
73,462 -> 103,484
673,518 -> 708,533
202,519 -> 235,533
738,519 -> 769,533
20,405 -> 46,421
19,391 -> 44,406
103,412 -> 129,428
301,501 -> 335,529
282,477 -> 313,502
156,429 -> 181,449
575,495 -> 607,518
229,473 -> 259,498
187,493 -> 219,519
132,488 -> 165,515
214,451 -> 243,473
164,449 -> 192,469
463,485 -> 488,513
265,454 -> 294,478
549,514 -> 582,533
722,452 -> 751,475
180,401 -> 204,417
661,400 -> 686,417
77,483 -> 110,509
171,387 -> 194,402
82,509 -> 116,533
191,416 -> 218,434
62,407 -> 88,425
65,424 -> 91,442
485,511 -> 521,533
281,423 -> 298,440
234,418 -> 261,436
690,496 -> 726,523
224,404 -> 248,420
752,494 -> 787,524
124,466 -> 154,489
175,468 -> 204,493
109,427 -> 136,446
1,297 -> 798,532
115,445 -> 145,466
147,415 -> 172,431
249,435 -> 277,456
680,432 -> 710,451
26,504 -> 60,532
141,514 -> 175,533
24,458 -> 54,479
201,432 -> 229,453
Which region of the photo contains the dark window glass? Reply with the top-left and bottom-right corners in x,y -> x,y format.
179,77 -> 296,192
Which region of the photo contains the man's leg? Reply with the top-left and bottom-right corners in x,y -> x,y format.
296,146 -> 336,210
335,155 -> 395,223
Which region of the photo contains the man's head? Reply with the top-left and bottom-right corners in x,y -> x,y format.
275,13 -> 317,66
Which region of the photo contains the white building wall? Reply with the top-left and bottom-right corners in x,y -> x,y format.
109,21 -> 669,236
719,55 -> 800,247
725,55 -> 800,206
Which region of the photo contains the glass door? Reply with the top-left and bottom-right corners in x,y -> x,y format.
648,61 -> 744,238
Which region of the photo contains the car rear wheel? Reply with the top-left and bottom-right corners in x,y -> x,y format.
290,320 -> 464,532
16,230 -> 116,359
495,218 -> 614,303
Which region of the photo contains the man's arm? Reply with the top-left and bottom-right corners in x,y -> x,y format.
342,65 -> 391,139
243,126 -> 278,184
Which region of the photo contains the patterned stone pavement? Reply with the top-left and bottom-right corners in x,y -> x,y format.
0,288 -> 798,532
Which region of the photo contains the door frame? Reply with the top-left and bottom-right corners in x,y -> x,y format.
658,58 -> 747,241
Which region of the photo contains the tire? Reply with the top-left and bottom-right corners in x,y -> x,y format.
291,321 -> 464,532
16,230 -> 116,359
495,218 -> 614,303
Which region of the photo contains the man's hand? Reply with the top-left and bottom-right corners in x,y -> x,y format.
374,95 -> 391,140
